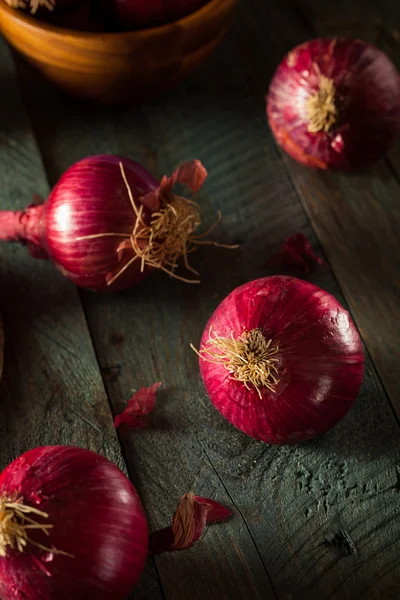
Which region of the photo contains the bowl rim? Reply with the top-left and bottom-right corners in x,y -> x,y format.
0,0 -> 237,38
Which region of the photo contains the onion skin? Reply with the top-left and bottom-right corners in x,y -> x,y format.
267,37 -> 400,170
0,156 -> 161,292
0,446 -> 148,600
109,0 -> 209,30
198,276 -> 365,444
267,233 -> 326,272
43,155 -> 158,292
149,493 -> 232,555
114,382 -> 162,428
0,155 -> 210,292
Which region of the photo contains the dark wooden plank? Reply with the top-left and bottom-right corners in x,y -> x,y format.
270,0 -> 400,419
15,63 -> 276,600
0,39 -> 163,600
16,2 -> 400,598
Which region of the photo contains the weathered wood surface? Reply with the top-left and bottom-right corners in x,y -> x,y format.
17,65 -> 278,600
0,38 -> 162,600
0,0 -> 398,598
254,0 -> 400,419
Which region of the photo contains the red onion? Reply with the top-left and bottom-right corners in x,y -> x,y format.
4,0 -> 79,14
0,155 -> 229,292
0,446 -> 232,599
267,37 -> 400,170
194,276 -> 364,444
108,0 -> 209,30
0,446 -> 148,599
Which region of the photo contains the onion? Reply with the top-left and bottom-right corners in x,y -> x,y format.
107,0 -> 209,30
193,276 -> 364,444
4,0 -> 79,14
0,445 -> 232,599
0,446 -> 148,599
0,155 -> 230,292
267,37 -> 400,170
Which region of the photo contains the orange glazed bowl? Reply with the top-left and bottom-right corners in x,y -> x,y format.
0,0 -> 237,104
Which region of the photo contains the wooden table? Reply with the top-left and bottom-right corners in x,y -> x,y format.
0,1 -> 399,598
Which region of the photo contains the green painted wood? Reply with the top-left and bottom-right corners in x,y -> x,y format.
14,0 -> 400,597
0,39 -> 163,600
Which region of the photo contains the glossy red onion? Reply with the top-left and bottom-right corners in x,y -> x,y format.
0,446 -> 148,600
0,155 -> 215,292
196,276 -> 364,444
267,37 -> 400,170
0,445 -> 232,599
108,0 -> 209,30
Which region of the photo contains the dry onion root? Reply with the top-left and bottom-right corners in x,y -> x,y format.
192,328 -> 280,397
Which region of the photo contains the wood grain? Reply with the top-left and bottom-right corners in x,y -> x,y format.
261,0 -> 400,419
17,0 -> 400,596
15,66 -> 276,600
0,38 -> 162,599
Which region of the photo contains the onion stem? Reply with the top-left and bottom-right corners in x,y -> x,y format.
192,328 -> 280,397
305,75 -> 338,133
0,494 -> 72,558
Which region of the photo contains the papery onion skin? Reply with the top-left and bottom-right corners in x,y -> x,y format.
267,37 -> 400,170
0,154 -> 210,292
114,382 -> 162,429
267,233 -> 326,272
109,0 -> 209,30
198,276 -> 364,444
0,156 -> 161,292
0,445 -> 148,600
149,492 -> 232,555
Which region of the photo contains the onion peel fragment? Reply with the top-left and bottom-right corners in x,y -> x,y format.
267,233 -> 326,272
77,160 -> 237,286
114,382 -> 162,429
149,492 -> 232,555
